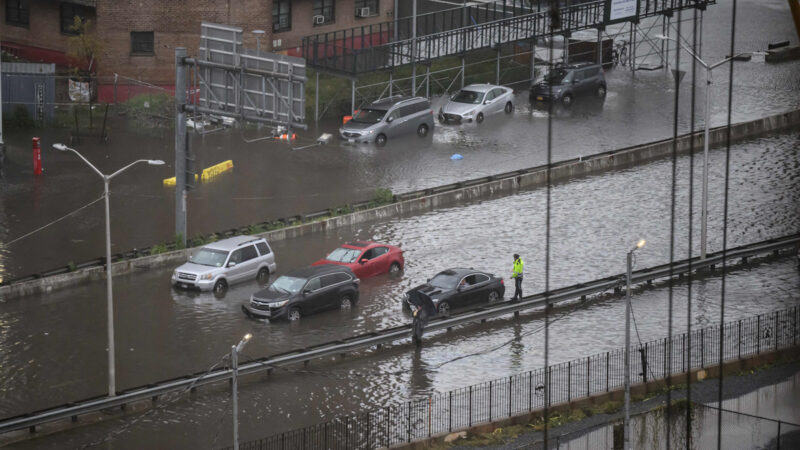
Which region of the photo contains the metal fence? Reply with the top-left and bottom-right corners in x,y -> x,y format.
233,305 -> 800,449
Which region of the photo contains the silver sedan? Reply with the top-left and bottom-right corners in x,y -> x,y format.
438,84 -> 514,124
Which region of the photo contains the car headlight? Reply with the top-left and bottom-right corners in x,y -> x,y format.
365,130 -> 374,134
200,273 -> 213,280
462,110 -> 474,117
269,300 -> 289,308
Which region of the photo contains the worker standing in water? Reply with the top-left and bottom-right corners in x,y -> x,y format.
511,253 -> 524,302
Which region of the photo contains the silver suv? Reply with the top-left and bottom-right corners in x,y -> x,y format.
530,62 -> 606,107
339,96 -> 434,147
171,236 -> 277,294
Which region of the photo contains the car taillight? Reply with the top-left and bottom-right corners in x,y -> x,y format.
501,279 -> 504,285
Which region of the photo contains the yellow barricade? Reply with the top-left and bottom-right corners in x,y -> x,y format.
162,174 -> 198,186
201,160 -> 234,182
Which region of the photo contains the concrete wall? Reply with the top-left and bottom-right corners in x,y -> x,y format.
1,109 -> 798,300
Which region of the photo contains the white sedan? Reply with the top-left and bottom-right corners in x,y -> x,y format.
438,84 -> 514,124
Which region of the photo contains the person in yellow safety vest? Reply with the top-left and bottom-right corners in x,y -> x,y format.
511,253 -> 524,302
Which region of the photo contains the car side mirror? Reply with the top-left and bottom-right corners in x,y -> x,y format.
386,116 -> 394,123
484,100 -> 491,105
426,278 -> 431,283
359,258 -> 368,264
227,261 -> 237,268
573,79 -> 579,84
303,289 -> 312,295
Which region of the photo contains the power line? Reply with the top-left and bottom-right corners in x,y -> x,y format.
5,193 -> 104,247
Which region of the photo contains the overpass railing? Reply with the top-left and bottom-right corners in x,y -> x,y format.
302,0 -> 713,75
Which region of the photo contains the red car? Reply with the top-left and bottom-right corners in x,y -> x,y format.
312,241 -> 404,278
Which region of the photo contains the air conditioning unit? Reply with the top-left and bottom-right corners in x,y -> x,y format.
356,7 -> 370,17
313,15 -> 325,25
272,39 -> 282,48
279,16 -> 289,28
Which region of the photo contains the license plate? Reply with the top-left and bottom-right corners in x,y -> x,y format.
537,96 -> 543,101
348,138 -> 355,143
181,283 -> 188,288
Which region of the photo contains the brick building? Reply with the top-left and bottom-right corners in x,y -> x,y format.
1,0 -> 394,100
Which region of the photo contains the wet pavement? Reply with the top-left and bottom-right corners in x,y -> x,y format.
1,0 -> 799,279
0,128 -> 798,447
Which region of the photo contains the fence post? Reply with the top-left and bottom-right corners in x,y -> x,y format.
794,306 -> 798,346
758,315 -> 761,354
701,328 -> 705,368
407,401 -> 411,442
428,397 -> 432,438
775,310 -> 779,351
508,376 -> 512,417
738,320 -> 742,360
682,334 -> 686,372
587,356 -> 590,397
469,386 -> 473,427
606,352 -> 610,392
345,416 -> 350,449
663,337 -> 667,379
325,421 -> 328,449
529,371 -> 533,411
778,420 -> 782,450
567,361 -> 571,402
367,411 -> 372,448
386,406 -> 390,448
449,391 -> 453,432
489,380 -> 493,422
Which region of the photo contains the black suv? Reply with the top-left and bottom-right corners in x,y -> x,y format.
530,62 -> 606,107
242,265 -> 360,321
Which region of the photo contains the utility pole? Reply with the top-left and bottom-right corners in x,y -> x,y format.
0,37 -> 4,152
624,239 -> 646,449
411,0 -> 417,95
175,48 -> 188,245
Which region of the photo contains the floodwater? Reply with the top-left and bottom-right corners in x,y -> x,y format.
1,129 -> 798,448
0,0 -> 798,279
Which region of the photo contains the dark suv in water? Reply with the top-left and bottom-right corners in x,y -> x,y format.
242,265 -> 359,321
530,62 -> 606,107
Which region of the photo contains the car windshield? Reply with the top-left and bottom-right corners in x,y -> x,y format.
270,276 -> 306,294
188,248 -> 228,267
545,69 -> 570,84
351,108 -> 386,124
429,272 -> 460,290
451,90 -> 484,104
326,247 -> 362,263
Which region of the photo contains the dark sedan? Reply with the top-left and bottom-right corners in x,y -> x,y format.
242,265 -> 359,321
405,268 -> 505,317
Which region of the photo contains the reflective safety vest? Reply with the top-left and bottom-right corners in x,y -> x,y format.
512,258 -> 524,278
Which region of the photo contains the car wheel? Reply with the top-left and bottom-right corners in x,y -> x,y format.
488,290 -> 500,303
340,295 -> 354,309
597,85 -> 607,99
437,301 -> 451,317
288,307 -> 301,321
375,133 -> 387,147
389,262 -> 402,274
213,279 -> 227,296
417,123 -> 429,137
504,102 -> 513,114
257,267 -> 270,284
476,112 -> 484,124
562,94 -> 573,107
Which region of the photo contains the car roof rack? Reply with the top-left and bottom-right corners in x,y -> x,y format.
237,238 -> 264,246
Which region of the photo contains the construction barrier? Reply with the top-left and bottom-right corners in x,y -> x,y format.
201,159 -> 234,182
162,174 -> 198,187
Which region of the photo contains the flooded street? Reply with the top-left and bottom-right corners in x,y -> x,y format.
0,0 -> 798,279
1,129 -> 798,447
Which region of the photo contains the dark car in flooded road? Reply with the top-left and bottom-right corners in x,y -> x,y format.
404,268 -> 505,317
242,265 -> 359,321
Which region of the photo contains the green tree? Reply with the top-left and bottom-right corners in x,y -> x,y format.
66,17 -> 102,74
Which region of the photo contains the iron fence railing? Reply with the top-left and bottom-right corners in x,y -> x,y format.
234,305 -> 800,449
301,0 -> 713,75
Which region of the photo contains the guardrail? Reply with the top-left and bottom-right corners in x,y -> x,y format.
0,233 -> 797,436
232,306 -> 800,449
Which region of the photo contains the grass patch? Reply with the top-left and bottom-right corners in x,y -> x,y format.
460,424 -> 530,446
150,244 -> 168,255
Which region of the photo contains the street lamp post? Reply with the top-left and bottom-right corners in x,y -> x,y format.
624,239 -> 646,449
52,143 -> 163,397
656,35 -> 750,259
232,333 -> 252,450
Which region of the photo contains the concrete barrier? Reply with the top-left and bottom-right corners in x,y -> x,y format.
2,109 -> 799,300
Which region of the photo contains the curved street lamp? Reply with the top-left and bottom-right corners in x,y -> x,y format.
53,143 -> 163,397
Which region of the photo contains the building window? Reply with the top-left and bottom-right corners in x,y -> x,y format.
354,0 -> 378,17
60,3 -> 92,35
131,32 -> 154,55
312,0 -> 334,26
273,0 -> 291,32
5,0 -> 29,27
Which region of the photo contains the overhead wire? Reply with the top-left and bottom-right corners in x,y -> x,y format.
5,193 -> 105,247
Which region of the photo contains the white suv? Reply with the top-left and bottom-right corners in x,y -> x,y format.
172,236 -> 277,294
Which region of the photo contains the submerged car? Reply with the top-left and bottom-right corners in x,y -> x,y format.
530,62 -> 606,107
405,268 -> 505,317
312,241 -> 404,278
172,236 -> 277,294
339,96 -> 434,146
438,84 -> 514,124
242,265 -> 360,321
